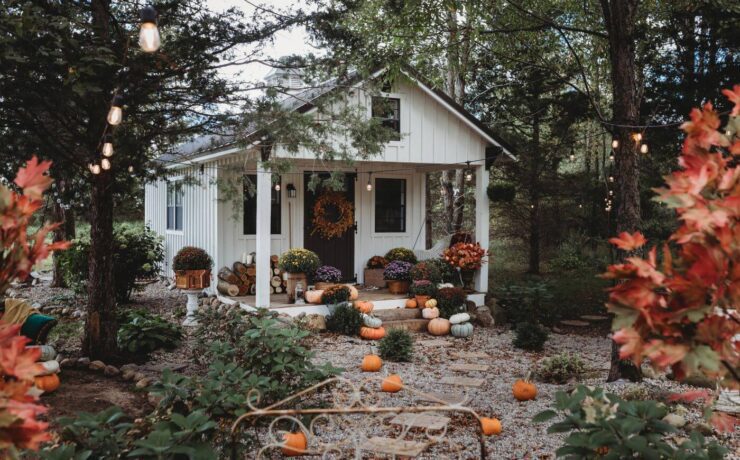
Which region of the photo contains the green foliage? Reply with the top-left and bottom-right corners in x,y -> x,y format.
39,407 -> 131,459
172,246 -> 213,271
410,261 -> 443,283
536,352 -> 586,384
495,280 -> 558,327
278,248 -> 321,275
321,285 -> 351,304
487,181 -> 516,202
378,328 -> 414,362
325,302 -> 363,335
384,247 -> 418,264
436,287 -> 467,318
409,280 -> 437,297
59,223 -> 164,302
128,411 -> 217,459
117,310 -> 182,356
534,386 -> 727,459
425,258 -> 456,283
513,322 -> 549,351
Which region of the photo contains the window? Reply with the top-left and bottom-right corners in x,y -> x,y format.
166,181 -> 183,231
371,97 -> 401,140
243,175 -> 281,235
374,178 -> 406,233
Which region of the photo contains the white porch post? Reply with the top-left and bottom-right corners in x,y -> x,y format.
475,164 -> 489,293
255,163 -> 271,308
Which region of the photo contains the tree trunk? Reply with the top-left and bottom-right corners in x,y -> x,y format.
601,0 -> 643,382
527,109 -> 542,274
440,171 -> 455,234
51,199 -> 75,288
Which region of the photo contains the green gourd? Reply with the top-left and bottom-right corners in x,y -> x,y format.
362,315 -> 383,328
451,322 -> 474,337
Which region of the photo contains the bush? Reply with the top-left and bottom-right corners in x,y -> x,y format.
321,285 -> 351,304
172,246 -> 213,271
59,223 -> 164,302
436,287 -> 467,318
410,261 -> 443,283
117,310 -> 182,356
409,279 -> 437,297
278,248 -> 321,275
513,322 -> 548,351
314,265 -> 342,283
384,247 -> 418,264
534,385 -> 727,459
426,258 -> 456,283
326,302 -> 363,335
383,260 -> 413,281
495,280 -> 558,327
536,352 -> 586,384
378,328 -> 413,362
487,181 -> 516,202
366,256 -> 388,269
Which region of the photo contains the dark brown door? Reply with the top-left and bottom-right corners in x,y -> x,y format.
304,173 -> 356,282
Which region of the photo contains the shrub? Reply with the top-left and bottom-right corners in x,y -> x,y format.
60,223 -> 164,302
513,322 -> 548,351
409,280 -> 437,297
366,256 -> 388,269
278,248 -> 320,275
172,246 -> 213,271
495,280 -> 557,327
383,260 -> 413,281
117,310 -> 182,356
384,247 -> 418,264
536,352 -> 586,384
314,265 -> 342,283
325,302 -> 363,335
410,261 -> 443,283
534,385 -> 727,459
321,285 -> 351,304
436,287 -> 467,318
378,328 -> 413,362
487,181 -> 516,202
426,258 -> 456,283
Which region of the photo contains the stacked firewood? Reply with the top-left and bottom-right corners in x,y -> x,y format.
216,255 -> 286,297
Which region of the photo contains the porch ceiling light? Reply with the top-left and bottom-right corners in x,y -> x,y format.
139,6 -> 161,53
286,183 -> 297,198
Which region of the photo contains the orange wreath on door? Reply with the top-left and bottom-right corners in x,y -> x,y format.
311,191 -> 354,239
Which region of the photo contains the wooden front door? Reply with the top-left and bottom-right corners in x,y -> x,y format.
304,173 -> 356,282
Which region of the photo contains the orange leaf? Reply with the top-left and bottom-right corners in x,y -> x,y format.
608,231 -> 647,251
13,156 -> 52,200
721,84 -> 740,116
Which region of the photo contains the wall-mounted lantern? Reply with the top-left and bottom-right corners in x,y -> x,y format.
286,183 -> 297,198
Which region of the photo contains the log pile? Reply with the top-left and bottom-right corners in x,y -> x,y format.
215,255 -> 286,296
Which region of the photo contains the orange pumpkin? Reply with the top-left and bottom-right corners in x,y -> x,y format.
361,354 -> 383,372
34,373 -> 60,393
480,417 -> 502,435
281,431 -> 307,456
305,290 -> 324,304
360,326 -> 386,340
405,298 -> 417,308
381,374 -> 403,393
354,301 -> 374,314
512,379 -> 537,401
427,318 -> 451,336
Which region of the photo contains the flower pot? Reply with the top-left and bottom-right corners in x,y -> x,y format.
363,268 -> 386,288
314,282 -> 335,291
386,280 -> 410,295
414,295 -> 431,307
460,269 -> 475,290
175,270 -> 211,290
285,272 -> 307,304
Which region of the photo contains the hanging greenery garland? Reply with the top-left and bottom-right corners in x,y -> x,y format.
311,191 -> 354,239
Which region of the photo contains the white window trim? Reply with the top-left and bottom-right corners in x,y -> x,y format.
370,173 -> 411,237
367,91 -> 407,148
166,176 -> 185,234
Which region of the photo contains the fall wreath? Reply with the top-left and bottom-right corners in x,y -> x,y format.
311,191 -> 354,239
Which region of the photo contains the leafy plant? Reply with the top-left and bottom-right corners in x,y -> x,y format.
172,246 -> 213,271
128,410 -> 217,459
40,407 -> 131,459
321,285 -> 351,304
325,302 -> 363,335
278,248 -> 321,275
117,310 -> 182,355
409,279 -> 437,297
436,287 -> 467,318
534,385 -> 727,459
495,280 -> 558,327
425,258 -> 456,283
314,265 -> 342,283
410,261 -> 443,283
378,328 -> 413,362
384,247 -> 418,264
487,180 -> 516,202
536,352 -> 586,384
383,260 -> 413,281
513,322 -> 548,351
366,255 -> 388,269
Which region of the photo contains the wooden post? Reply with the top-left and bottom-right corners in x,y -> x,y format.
474,164 -> 489,293
255,160 -> 271,308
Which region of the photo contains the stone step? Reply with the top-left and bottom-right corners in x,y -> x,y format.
384,318 -> 429,332
373,308 -> 422,321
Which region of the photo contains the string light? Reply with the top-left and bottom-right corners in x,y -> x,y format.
366,172 -> 373,192
465,162 -> 473,182
609,190 -> 614,196
101,158 -> 111,170
89,163 -> 101,175
609,153 -> 615,161
107,95 -> 124,126
569,147 -> 575,161
632,132 -> 643,142
128,165 -> 134,173
139,6 -> 161,53
578,204 -> 583,208
611,139 -> 619,149
102,135 -> 114,157
274,182 -> 281,192
608,176 -> 614,183
640,143 -> 649,154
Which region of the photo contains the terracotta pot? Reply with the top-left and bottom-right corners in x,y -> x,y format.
363,268 -> 386,288
285,272 -> 307,304
414,295 -> 431,307
175,270 -> 210,290
386,280 -> 410,295
313,282 -> 335,291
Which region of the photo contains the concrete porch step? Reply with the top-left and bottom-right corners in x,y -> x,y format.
384,318 -> 430,332
373,308 -> 422,321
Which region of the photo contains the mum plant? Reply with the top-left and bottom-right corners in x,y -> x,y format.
366,256 -> 388,269
172,246 -> 213,271
384,247 -> 418,264
314,265 -> 342,283
383,260 -> 413,281
278,248 -> 320,274
410,261 -> 443,283
409,279 -> 437,297
442,242 -> 487,271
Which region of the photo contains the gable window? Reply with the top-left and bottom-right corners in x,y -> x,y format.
166,181 -> 183,231
374,178 -> 406,233
371,97 -> 401,141
243,175 -> 281,235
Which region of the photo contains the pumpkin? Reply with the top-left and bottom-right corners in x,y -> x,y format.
281,431 -> 308,456
512,379 -> 537,401
361,354 -> 382,372
451,322 -> 474,337
480,417 -> 502,436
421,307 -> 439,319
360,326 -> 386,340
34,373 -> 60,393
405,299 -> 418,309
381,374 -> 403,393
346,284 -> 359,300
305,290 -> 324,304
362,314 -> 383,328
427,318 -> 451,336
449,312 -> 471,325
354,300 -> 374,314
425,299 -> 437,308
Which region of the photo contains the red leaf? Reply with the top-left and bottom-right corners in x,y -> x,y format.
608,232 -> 647,251
13,156 -> 52,200
721,84 -> 740,116
667,390 -> 712,404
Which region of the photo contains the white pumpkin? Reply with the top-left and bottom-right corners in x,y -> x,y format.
422,307 -> 440,319
362,314 -> 383,329
449,312 -> 471,325
438,283 -> 454,289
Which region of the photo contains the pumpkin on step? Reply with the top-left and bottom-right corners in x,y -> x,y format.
305,290 -> 324,305
451,322 -> 474,337
405,299 -> 417,309
381,374 -> 403,392
360,326 -> 386,340
362,314 -> 383,328
427,318 -> 451,336
354,300 -> 374,314
425,299 -> 437,308
449,312 -> 471,325
512,378 -> 537,401
34,373 -> 60,393
282,431 -> 308,456
480,417 -> 502,436
422,307 -> 439,319
345,284 -> 359,300
361,354 -> 382,372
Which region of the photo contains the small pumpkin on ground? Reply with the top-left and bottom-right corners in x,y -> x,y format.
360,326 -> 386,340
354,300 -> 374,314
381,374 -> 403,392
480,417 -> 502,436
305,290 -> 324,304
405,298 -> 417,309
282,431 -> 308,456
425,299 -> 437,308
362,314 -> 383,328
451,322 -> 474,338
422,307 -> 439,319
361,354 -> 383,372
34,373 -> 60,393
427,318 -> 451,336
512,378 -> 537,401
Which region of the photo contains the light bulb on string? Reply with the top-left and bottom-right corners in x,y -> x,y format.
640,143 -> 648,154
608,176 -> 614,183
465,162 -> 473,182
569,147 -> 575,161
609,190 -> 614,196
611,139 -> 619,149
578,204 -> 583,209
102,135 -> 113,157
107,94 -> 124,126
89,163 -> 101,175
609,153 -> 615,161
366,172 -> 373,192
632,132 -> 642,143
128,165 -> 134,173
101,158 -> 111,170
139,6 -> 161,53
274,183 -> 281,192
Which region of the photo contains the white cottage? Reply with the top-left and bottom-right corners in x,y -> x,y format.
144,67 -> 514,314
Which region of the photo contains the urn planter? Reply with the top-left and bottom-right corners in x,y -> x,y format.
386,280 -> 410,295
